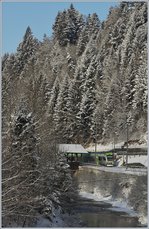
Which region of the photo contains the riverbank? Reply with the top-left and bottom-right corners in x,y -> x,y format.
80,164 -> 147,175
36,207 -> 83,227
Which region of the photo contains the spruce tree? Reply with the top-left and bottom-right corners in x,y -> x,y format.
16,26 -> 39,75
77,56 -> 97,143
52,5 -> 84,46
53,74 -> 70,142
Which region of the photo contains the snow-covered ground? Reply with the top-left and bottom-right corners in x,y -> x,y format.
36,207 -> 81,227
80,165 -> 147,176
86,142 -> 124,152
80,191 -> 137,216
114,154 -> 148,167
127,154 -> 148,167
86,134 -> 147,152
86,141 -> 147,152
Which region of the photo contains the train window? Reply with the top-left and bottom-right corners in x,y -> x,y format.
107,156 -> 113,161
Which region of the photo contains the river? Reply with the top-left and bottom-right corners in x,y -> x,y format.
71,166 -> 147,227
72,195 -> 143,227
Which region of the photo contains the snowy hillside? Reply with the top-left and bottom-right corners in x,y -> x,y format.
2,2 -> 147,227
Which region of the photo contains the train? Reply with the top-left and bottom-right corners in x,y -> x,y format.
84,151 -> 118,166
65,151 -> 118,168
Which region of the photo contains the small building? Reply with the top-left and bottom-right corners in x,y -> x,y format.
58,144 -> 88,154
58,144 -> 88,163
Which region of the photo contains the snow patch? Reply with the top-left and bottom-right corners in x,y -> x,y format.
79,191 -> 137,217
138,215 -> 148,226
128,155 -> 148,167
80,165 -> 147,176
36,207 -> 65,227
80,190 -> 112,202
108,200 -> 138,217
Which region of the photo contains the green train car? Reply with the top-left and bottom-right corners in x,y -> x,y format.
98,152 -> 115,166
88,152 -> 116,166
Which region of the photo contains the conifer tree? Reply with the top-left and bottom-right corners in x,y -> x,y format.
77,13 -> 100,56
52,5 -> 84,46
47,77 -> 60,122
53,74 -> 70,142
132,49 -> 147,113
16,26 -> 39,75
77,56 -> 97,143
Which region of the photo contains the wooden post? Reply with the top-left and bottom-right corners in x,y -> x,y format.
95,121 -> 97,164
126,121 -> 129,166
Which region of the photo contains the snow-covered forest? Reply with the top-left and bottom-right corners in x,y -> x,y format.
2,2 -> 147,227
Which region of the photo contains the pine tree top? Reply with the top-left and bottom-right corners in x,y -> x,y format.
70,3 -> 74,10
24,26 -> 32,40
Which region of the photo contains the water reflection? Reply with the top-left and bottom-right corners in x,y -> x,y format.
75,197 -> 142,227
80,212 -> 140,227
73,168 -> 147,227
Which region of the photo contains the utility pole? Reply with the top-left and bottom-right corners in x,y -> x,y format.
126,120 -> 129,167
113,133 -> 115,154
113,133 -> 116,165
95,120 -> 97,164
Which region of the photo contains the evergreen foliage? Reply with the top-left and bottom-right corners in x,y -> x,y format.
16,26 -> 39,75
52,4 -> 84,46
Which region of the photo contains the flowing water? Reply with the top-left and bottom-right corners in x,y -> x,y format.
73,195 -> 143,227
72,167 -> 147,227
